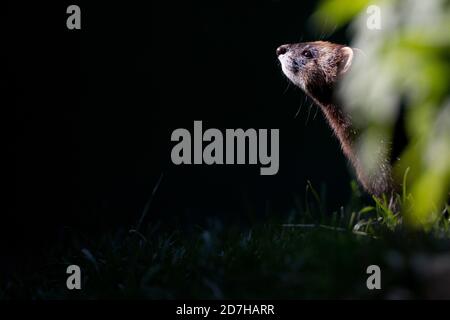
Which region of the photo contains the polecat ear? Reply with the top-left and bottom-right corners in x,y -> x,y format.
338,46 -> 354,75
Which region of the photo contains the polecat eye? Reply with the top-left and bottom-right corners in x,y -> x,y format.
302,50 -> 313,58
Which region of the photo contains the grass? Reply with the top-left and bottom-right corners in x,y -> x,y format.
1,180 -> 449,300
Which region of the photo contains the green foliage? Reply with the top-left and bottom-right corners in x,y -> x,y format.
314,0 -> 450,228
313,0 -> 370,28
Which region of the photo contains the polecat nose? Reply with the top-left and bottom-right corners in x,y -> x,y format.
276,45 -> 289,56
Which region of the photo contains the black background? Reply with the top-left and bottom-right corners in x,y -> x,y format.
5,1 -> 353,271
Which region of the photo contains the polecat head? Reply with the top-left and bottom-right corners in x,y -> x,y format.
277,41 -> 354,104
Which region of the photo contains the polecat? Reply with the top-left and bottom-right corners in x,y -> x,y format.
277,41 -> 396,202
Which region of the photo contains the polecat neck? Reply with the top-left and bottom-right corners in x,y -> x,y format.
316,100 -> 395,198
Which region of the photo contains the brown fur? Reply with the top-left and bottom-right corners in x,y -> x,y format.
277,41 -> 396,200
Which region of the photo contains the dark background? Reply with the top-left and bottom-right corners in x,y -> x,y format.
5,1 -> 352,271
